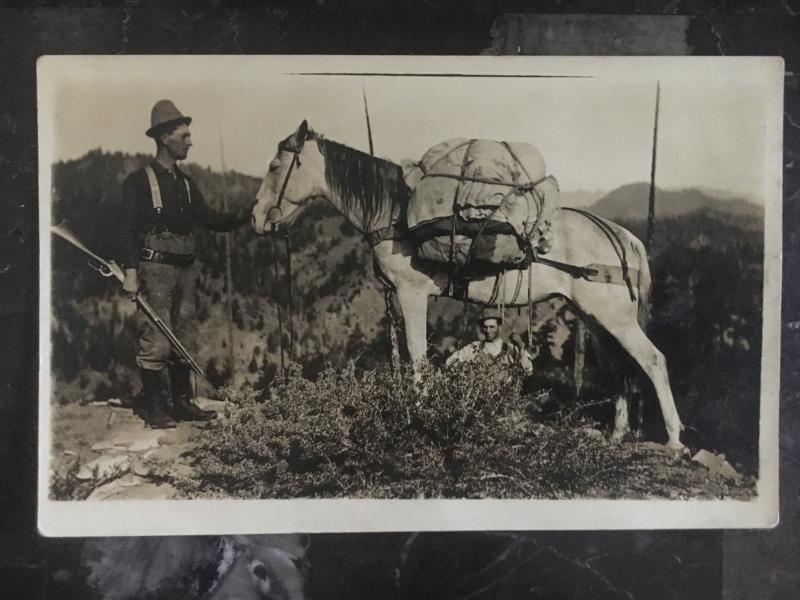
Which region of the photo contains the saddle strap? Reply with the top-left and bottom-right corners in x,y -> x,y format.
562,207 -> 636,301
535,255 -> 598,279
534,256 -> 640,289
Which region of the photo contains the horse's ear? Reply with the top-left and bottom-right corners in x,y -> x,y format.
295,120 -> 309,150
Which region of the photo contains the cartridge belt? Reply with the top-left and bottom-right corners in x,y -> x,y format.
139,246 -> 196,267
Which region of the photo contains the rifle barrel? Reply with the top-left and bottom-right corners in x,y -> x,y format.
52,224 -> 124,281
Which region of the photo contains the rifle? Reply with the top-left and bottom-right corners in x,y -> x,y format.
51,222 -> 205,378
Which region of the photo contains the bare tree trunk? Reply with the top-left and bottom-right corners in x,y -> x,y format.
646,81 -> 660,251
220,135 -> 237,387
224,229 -> 236,385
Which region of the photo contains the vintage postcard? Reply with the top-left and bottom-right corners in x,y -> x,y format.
38,55 -> 781,535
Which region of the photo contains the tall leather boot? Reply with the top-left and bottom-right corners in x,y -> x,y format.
139,368 -> 176,429
168,363 -> 216,422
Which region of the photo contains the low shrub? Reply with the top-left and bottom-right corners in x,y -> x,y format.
50,459 -> 96,501
183,362 -> 642,499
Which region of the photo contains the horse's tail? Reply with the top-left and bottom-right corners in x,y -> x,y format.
631,236 -> 652,330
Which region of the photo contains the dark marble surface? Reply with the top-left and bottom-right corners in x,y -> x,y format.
0,4 -> 797,599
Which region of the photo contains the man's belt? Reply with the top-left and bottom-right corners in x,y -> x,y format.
139,247 -> 196,267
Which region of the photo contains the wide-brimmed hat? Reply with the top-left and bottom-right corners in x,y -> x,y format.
478,307 -> 503,324
146,99 -> 192,138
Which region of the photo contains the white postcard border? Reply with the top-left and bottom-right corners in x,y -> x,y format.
38,55 -> 782,536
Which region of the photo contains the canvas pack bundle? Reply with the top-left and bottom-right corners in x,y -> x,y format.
404,138 -> 560,275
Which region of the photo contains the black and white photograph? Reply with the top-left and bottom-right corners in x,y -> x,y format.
38,55 -> 781,535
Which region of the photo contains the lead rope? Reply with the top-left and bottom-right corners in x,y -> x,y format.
284,227 -> 295,362
527,254 -> 534,353
499,270 -> 506,323
271,224 -> 286,379
268,147 -> 302,380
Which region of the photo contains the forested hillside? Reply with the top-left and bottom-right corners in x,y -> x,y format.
49,150 -> 765,472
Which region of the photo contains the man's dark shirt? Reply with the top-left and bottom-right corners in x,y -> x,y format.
120,161 -> 250,268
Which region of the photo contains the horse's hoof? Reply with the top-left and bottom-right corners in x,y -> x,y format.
609,431 -> 629,444
666,440 -> 688,454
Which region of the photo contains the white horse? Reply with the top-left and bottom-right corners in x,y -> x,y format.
251,121 -> 684,449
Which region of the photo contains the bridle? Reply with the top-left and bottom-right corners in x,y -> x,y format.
266,136 -> 305,378
266,139 -> 304,225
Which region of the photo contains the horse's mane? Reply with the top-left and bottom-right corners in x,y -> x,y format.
312,132 -> 408,231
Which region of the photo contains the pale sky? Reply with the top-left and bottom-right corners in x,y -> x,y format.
39,56 -> 782,201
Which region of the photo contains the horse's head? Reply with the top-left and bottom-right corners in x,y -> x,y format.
252,120 -> 326,234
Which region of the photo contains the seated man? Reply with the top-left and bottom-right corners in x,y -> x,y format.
445,308 -> 534,376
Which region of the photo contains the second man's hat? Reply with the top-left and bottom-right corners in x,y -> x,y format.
479,307 -> 503,324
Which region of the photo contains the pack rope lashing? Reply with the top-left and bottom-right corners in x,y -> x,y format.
447,140 -> 476,296
443,177 -> 551,276
511,268 -> 524,306
423,139 -> 473,174
461,186 -> 519,275
416,140 -> 474,274
459,144 -> 551,275
487,272 -> 500,307
501,141 -> 547,235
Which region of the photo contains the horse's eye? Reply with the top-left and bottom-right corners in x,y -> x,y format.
268,162 -> 280,173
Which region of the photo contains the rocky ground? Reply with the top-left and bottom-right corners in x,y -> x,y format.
49,398 -> 227,500
611,441 -> 755,501
49,400 -> 756,502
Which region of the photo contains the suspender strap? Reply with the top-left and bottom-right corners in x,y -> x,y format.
144,165 -> 162,213
144,165 -> 192,213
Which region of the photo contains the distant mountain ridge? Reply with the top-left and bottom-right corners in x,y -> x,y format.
559,189 -> 605,209
587,182 -> 762,222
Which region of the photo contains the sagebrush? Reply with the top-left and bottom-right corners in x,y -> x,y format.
182,363 -> 644,499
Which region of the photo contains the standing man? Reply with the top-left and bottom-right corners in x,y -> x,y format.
445,308 -> 534,376
119,99 -> 252,428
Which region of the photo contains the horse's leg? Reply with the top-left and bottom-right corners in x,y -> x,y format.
595,319 -> 684,449
383,287 -> 402,372
394,285 -> 430,368
611,394 -> 631,442
372,241 -> 440,371
583,320 -> 634,442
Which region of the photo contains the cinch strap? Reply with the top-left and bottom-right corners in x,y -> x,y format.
144,165 -> 191,214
